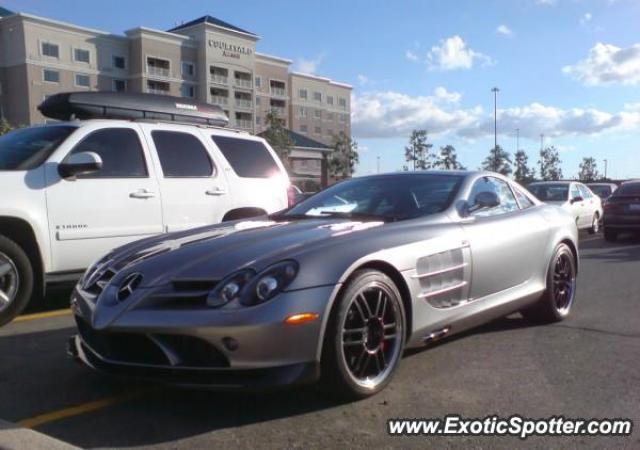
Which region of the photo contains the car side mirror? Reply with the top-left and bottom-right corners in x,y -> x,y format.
570,195 -> 584,204
58,151 -> 103,179
468,191 -> 500,214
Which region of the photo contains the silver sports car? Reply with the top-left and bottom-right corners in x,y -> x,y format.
68,171 -> 579,398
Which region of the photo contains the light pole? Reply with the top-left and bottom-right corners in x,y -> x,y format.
603,158 -> 608,179
539,134 -> 545,178
492,87 -> 499,171
515,128 -> 520,153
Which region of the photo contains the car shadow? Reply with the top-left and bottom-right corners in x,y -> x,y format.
579,234 -> 640,261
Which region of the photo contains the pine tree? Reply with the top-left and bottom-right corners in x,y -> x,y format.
328,132 -> 359,179
435,145 -> 466,170
481,145 -> 512,176
261,110 -> 294,169
513,150 -> 535,183
404,130 -> 434,170
578,157 -> 599,182
538,146 -> 563,181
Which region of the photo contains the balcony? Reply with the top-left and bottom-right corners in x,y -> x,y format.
147,66 -> 170,78
235,98 -> 253,109
270,106 -> 286,117
270,87 -> 287,97
210,75 -> 228,85
234,78 -> 252,89
148,89 -> 169,96
211,96 -> 228,106
236,119 -> 252,129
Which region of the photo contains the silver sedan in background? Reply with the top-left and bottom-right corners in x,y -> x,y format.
69,171 -> 579,399
528,181 -> 602,234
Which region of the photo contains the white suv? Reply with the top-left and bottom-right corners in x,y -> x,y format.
0,119 -> 290,324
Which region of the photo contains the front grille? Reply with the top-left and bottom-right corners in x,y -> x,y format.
143,278 -> 219,309
85,268 -> 117,296
76,316 -> 229,368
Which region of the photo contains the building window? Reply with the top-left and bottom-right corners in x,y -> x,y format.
314,109 -> 321,119
181,62 -> 195,77
313,91 -> 322,102
256,116 -> 261,125
338,97 -> 347,108
298,106 -> 306,117
339,113 -> 348,123
255,76 -> 261,88
327,112 -> 335,121
74,48 -> 90,63
327,96 -> 334,105
43,69 -> 60,83
326,129 -> 334,136
75,73 -> 91,88
181,85 -> 195,98
300,125 -> 308,133
41,42 -> 59,58
113,79 -> 127,92
299,89 -> 307,99
315,126 -> 321,134
112,55 -> 126,70
255,96 -> 261,106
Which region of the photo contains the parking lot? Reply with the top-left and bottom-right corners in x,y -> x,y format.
1,233 -> 639,449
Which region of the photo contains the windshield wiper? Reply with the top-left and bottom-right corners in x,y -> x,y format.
315,211 -> 397,222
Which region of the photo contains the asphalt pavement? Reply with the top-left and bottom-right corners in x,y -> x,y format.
0,233 -> 639,449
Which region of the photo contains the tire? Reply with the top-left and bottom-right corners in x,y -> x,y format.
587,213 -> 600,234
604,228 -> 617,242
320,269 -> 405,399
522,243 -> 576,324
0,235 -> 34,326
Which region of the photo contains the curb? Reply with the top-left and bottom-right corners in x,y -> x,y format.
0,419 -> 80,450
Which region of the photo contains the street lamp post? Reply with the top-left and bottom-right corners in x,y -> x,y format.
516,128 -> 520,153
539,134 -> 545,178
492,87 -> 499,171
604,159 -> 608,180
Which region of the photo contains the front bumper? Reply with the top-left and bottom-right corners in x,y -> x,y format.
70,283 -> 338,388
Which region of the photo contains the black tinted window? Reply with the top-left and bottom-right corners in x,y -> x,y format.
0,126 -> 75,170
152,131 -> 213,177
70,128 -> 147,178
616,182 -> 640,196
211,136 -> 280,178
529,184 -> 569,202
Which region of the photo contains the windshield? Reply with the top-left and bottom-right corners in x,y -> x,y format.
528,184 -> 569,202
0,126 -> 76,171
588,185 -> 613,198
283,174 -> 464,221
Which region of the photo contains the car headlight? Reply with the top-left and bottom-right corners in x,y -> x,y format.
207,269 -> 255,307
241,260 -> 298,306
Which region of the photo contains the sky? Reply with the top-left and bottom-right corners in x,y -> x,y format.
6,0 -> 640,179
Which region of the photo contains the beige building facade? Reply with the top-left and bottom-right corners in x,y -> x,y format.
0,10 -> 351,145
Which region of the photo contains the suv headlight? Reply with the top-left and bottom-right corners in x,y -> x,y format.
241,260 -> 298,306
207,269 -> 255,307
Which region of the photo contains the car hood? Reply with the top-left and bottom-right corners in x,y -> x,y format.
96,218 -> 387,288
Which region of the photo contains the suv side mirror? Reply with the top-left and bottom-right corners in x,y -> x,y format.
570,195 -> 584,204
58,152 -> 103,179
468,191 -> 500,213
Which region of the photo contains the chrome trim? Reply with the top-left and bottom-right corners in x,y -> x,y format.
411,263 -> 468,279
418,281 -> 467,299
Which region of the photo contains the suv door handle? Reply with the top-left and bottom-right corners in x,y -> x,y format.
130,189 -> 156,199
205,188 -> 227,196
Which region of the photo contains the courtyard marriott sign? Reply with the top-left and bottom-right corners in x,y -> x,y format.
208,39 -> 253,60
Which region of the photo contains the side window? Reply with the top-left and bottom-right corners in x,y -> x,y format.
69,128 -> 147,178
469,177 -> 519,217
513,187 -> 534,209
578,185 -> 592,199
151,131 -> 214,177
570,184 -> 581,200
210,136 -> 281,178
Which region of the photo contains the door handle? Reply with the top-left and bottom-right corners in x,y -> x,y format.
205,187 -> 227,196
130,189 -> 156,199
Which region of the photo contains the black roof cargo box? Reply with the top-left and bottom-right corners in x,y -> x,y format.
38,92 -> 229,127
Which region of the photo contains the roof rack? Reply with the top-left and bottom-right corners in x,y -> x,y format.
38,92 -> 229,127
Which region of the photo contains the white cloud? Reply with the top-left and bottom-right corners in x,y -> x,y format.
563,42 -> 640,86
496,25 -> 513,37
351,89 -> 640,140
580,12 -> 592,26
426,36 -> 493,71
405,50 -> 419,62
536,0 -> 556,5
624,102 -> 640,111
294,54 -> 324,74
357,74 -> 372,86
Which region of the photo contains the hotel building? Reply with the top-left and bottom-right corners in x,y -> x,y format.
0,8 -> 351,152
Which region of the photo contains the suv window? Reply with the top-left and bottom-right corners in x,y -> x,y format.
211,136 -> 280,178
70,128 -> 147,178
469,176 -> 519,217
151,131 -> 213,177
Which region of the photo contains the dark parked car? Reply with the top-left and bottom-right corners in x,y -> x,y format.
602,180 -> 640,241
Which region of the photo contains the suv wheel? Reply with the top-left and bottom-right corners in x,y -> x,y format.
0,236 -> 34,326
